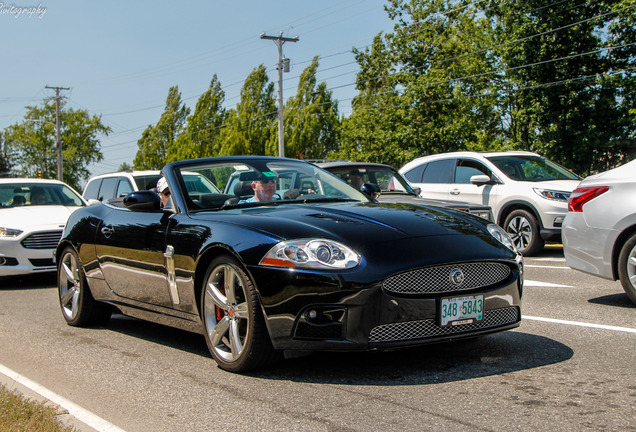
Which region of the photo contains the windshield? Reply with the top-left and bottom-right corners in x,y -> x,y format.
174,159 -> 371,212
0,182 -> 85,208
323,165 -> 415,194
487,155 -> 581,182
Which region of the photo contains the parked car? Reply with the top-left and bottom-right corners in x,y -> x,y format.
562,160 -> 636,304
316,161 -> 493,221
400,151 -> 581,256
57,156 -> 523,372
83,170 -> 162,204
83,170 -> 221,204
0,178 -> 86,276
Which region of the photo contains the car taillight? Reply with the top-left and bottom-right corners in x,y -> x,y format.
568,186 -> 609,212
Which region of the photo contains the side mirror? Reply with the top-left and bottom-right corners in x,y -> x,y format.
123,190 -> 162,212
411,186 -> 422,195
87,198 -> 101,206
360,183 -> 381,200
470,174 -> 494,187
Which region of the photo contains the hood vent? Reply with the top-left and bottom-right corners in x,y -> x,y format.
306,213 -> 360,224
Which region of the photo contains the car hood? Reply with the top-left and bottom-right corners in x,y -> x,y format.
205,201 -> 490,246
1,206 -> 79,230
378,193 -> 474,208
528,179 -> 580,191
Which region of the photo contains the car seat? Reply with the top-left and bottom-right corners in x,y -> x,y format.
11,195 -> 26,206
233,181 -> 253,199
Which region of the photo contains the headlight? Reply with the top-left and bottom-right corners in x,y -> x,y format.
487,224 -> 516,252
533,188 -> 571,202
0,228 -> 23,237
260,239 -> 360,269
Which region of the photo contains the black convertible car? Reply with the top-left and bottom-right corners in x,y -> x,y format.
57,156 -> 523,372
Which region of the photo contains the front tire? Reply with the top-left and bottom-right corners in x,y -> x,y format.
58,246 -> 111,326
617,234 -> 636,305
504,209 -> 544,256
201,256 -> 278,372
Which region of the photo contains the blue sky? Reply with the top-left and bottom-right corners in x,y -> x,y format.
0,0 -> 394,178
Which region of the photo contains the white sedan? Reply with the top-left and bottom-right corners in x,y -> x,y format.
0,178 -> 86,276
562,160 -> 636,304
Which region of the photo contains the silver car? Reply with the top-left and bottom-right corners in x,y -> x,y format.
562,160 -> 636,304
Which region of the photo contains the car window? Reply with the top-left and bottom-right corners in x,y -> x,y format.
83,179 -> 101,200
455,159 -> 491,184
402,164 -> 425,183
132,174 -> 162,191
98,177 -> 119,201
487,155 -> 580,181
420,159 -> 455,183
0,183 -> 84,208
115,179 -> 134,197
175,159 -> 371,211
324,165 -> 413,193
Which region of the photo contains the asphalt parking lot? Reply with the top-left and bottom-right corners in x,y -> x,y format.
1,245 -> 634,432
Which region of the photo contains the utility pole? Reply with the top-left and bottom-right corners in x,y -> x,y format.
45,85 -> 69,181
260,32 -> 298,158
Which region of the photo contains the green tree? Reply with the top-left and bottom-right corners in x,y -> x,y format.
0,133 -> 11,176
280,56 -> 340,159
171,75 -> 228,160
485,0 -> 634,174
2,101 -> 110,190
337,34 -> 415,167
219,65 -> 276,156
118,162 -> 132,171
133,85 -> 190,169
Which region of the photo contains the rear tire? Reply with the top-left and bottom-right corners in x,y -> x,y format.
503,209 -> 544,256
200,255 -> 279,372
617,234 -> 636,305
58,246 -> 111,326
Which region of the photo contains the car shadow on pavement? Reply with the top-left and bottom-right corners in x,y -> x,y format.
0,272 -> 56,290
255,331 -> 574,385
103,314 -> 573,384
588,293 -> 635,309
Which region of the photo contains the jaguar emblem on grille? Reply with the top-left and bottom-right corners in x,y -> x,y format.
449,268 -> 465,286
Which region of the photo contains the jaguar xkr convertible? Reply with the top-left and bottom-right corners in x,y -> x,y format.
57,156 -> 524,372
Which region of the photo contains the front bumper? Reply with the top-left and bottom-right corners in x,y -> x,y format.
249,261 -> 523,351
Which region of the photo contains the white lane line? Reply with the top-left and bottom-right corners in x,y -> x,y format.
524,279 -> 573,288
0,363 -> 125,432
530,257 -> 566,262
524,315 -> 636,334
525,265 -> 570,269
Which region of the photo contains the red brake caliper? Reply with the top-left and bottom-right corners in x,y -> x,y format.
215,285 -> 226,322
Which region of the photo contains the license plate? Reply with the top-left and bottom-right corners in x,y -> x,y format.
440,295 -> 484,326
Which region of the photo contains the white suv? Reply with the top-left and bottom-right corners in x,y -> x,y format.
82,170 -> 162,204
399,151 -> 581,255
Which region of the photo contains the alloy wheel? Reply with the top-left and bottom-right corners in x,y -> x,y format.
203,264 -> 249,363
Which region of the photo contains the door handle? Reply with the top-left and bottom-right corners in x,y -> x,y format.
100,225 -> 114,238
450,189 -> 460,195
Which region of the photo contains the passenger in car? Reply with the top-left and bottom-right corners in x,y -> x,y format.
156,177 -> 171,208
30,187 -> 47,205
348,170 -> 364,189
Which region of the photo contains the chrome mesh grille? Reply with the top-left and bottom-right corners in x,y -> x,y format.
21,231 -> 62,249
383,262 -> 511,294
368,307 -> 520,343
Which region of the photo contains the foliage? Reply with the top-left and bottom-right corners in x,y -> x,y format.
218,65 -> 277,156
133,86 -> 190,169
2,101 -> 109,190
171,75 -> 228,160
279,56 -> 341,159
